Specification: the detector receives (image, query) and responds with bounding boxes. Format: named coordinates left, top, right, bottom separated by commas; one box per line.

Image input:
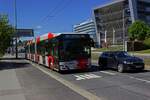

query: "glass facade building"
left=93, top=0, right=150, bottom=47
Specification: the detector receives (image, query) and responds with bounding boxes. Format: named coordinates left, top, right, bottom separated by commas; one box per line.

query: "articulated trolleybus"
left=26, top=32, right=93, bottom=72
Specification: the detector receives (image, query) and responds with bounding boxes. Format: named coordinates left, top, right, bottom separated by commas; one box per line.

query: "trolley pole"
left=14, top=0, right=18, bottom=58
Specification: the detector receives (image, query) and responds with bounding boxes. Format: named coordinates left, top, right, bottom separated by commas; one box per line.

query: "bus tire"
left=58, top=69, right=64, bottom=73
left=58, top=67, right=66, bottom=74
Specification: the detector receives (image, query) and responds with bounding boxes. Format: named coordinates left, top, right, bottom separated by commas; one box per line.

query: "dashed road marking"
left=100, top=71, right=116, bottom=75
left=28, top=60, right=102, bottom=100
left=74, top=74, right=101, bottom=80
left=129, top=76, right=150, bottom=83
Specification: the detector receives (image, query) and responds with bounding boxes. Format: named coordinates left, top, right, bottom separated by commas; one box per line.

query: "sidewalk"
left=92, top=51, right=150, bottom=58
left=1, top=53, right=25, bottom=59
left=0, top=60, right=26, bottom=100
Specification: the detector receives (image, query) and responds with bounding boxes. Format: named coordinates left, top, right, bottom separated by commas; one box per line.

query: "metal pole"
left=122, top=9, right=125, bottom=51
left=113, top=28, right=115, bottom=45
left=14, top=0, right=18, bottom=58
left=104, top=30, right=107, bottom=49
left=104, top=30, right=107, bottom=43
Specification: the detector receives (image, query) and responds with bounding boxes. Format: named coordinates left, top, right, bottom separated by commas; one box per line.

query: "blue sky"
left=0, top=0, right=111, bottom=36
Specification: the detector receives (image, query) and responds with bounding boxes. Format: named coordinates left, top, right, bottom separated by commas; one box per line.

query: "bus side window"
left=54, top=47, right=58, bottom=57
left=48, top=49, right=51, bottom=55
left=51, top=48, right=54, bottom=56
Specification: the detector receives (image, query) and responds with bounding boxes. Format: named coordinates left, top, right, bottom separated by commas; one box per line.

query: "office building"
left=73, top=20, right=97, bottom=46
left=93, top=0, right=150, bottom=47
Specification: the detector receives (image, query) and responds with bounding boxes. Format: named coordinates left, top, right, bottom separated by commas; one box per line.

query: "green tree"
left=0, top=15, right=14, bottom=56
left=128, top=20, right=150, bottom=41
left=146, top=27, right=150, bottom=38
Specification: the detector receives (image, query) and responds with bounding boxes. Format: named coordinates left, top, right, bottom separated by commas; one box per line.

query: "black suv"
left=98, top=51, right=144, bottom=72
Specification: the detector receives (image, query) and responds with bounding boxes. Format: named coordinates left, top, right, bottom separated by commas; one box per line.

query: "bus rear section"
left=25, top=40, right=35, bottom=61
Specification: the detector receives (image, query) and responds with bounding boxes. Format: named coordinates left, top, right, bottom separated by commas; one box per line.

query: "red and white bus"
left=25, top=32, right=93, bottom=72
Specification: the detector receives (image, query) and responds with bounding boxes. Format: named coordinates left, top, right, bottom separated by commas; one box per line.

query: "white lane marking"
left=100, top=71, right=116, bottom=75
left=74, top=74, right=101, bottom=80
left=129, top=76, right=150, bottom=83
left=28, top=61, right=102, bottom=100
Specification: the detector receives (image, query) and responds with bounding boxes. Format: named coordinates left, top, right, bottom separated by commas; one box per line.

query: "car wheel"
left=118, top=64, right=124, bottom=73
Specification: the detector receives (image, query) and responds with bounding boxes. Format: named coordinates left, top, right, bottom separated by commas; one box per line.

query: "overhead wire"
left=39, top=0, right=65, bottom=25
left=34, top=0, right=72, bottom=29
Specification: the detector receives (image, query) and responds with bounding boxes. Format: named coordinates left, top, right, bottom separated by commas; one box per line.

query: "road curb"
left=26, top=60, right=103, bottom=100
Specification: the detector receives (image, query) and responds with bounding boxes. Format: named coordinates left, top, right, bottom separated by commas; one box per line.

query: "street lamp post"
left=14, top=0, right=18, bottom=58
left=122, top=9, right=125, bottom=51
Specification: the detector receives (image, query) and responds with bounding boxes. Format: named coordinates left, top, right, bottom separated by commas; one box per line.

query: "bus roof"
left=36, top=32, right=90, bottom=43
left=54, top=32, right=88, bottom=35
left=40, top=32, right=55, bottom=41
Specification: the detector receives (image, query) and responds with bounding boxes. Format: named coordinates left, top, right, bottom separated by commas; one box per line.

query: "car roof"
left=102, top=51, right=126, bottom=54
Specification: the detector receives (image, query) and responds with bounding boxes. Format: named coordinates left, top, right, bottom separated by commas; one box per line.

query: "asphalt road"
left=0, top=59, right=150, bottom=100
left=58, top=67, right=150, bottom=100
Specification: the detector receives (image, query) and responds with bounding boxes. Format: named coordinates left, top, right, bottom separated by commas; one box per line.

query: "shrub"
left=144, top=38, right=150, bottom=49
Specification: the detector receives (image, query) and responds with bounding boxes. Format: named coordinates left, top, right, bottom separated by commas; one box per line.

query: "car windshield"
left=116, top=52, right=130, bottom=58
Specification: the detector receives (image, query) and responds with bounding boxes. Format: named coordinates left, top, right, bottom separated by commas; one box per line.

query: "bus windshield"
left=62, top=39, right=91, bottom=60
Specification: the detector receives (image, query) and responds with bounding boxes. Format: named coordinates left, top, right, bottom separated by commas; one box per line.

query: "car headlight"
left=123, top=61, right=133, bottom=64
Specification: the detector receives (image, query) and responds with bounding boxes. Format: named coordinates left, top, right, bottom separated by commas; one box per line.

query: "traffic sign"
left=15, top=29, right=34, bottom=37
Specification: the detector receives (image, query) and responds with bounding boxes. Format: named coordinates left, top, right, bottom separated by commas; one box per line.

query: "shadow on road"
left=125, top=69, right=150, bottom=74
left=0, top=58, right=29, bottom=70
left=104, top=67, right=150, bottom=74
left=0, top=58, right=25, bottom=60
left=61, top=65, right=150, bottom=74
left=60, top=65, right=102, bottom=74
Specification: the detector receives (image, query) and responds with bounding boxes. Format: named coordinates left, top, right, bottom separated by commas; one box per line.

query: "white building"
left=73, top=20, right=97, bottom=46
